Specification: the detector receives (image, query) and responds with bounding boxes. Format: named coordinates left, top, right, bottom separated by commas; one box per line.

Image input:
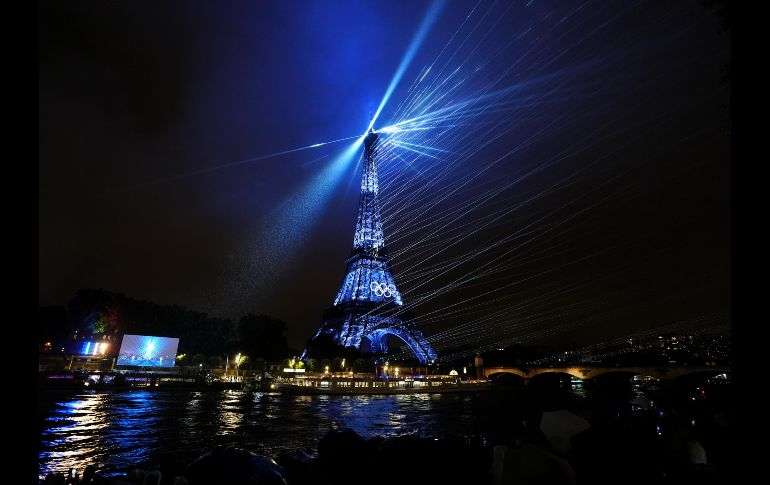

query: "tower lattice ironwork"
left=303, top=130, right=437, bottom=363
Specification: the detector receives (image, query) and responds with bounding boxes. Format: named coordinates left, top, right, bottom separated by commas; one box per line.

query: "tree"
left=39, top=305, right=70, bottom=350
left=252, top=357, right=266, bottom=372
left=237, top=314, right=290, bottom=362
left=67, top=289, right=124, bottom=341
left=303, top=332, right=346, bottom=361
left=65, top=288, right=236, bottom=355
left=207, top=355, right=223, bottom=368
left=353, top=358, right=374, bottom=373
left=236, top=355, right=251, bottom=370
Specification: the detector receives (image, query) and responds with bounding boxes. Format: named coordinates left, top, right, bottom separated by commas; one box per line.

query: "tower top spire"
left=357, top=129, right=382, bottom=249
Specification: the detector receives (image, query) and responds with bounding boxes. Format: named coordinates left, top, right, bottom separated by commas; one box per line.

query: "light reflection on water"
left=40, top=391, right=161, bottom=479
left=39, top=388, right=597, bottom=479
left=216, top=392, right=246, bottom=436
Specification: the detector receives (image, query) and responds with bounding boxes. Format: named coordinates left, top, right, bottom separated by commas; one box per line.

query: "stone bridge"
left=484, top=365, right=730, bottom=381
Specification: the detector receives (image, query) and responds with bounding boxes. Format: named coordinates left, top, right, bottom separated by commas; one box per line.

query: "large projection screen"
left=116, top=335, right=179, bottom=367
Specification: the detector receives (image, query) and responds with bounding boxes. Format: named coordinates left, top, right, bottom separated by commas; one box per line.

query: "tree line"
left=39, top=288, right=292, bottom=362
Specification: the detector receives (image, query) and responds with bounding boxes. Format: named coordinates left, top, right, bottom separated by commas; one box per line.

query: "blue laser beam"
left=367, top=0, right=446, bottom=132
left=111, top=133, right=362, bottom=194
left=254, top=134, right=366, bottom=258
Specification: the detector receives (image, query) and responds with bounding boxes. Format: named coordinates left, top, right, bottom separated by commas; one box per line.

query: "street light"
left=235, top=353, right=242, bottom=380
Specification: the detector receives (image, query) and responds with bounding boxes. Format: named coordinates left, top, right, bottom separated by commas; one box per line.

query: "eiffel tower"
left=303, top=129, right=437, bottom=363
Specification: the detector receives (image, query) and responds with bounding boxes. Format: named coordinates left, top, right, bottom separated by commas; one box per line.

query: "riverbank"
left=39, top=370, right=489, bottom=395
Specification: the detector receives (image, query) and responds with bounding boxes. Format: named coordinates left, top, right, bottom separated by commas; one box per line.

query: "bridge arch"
left=487, top=372, right=526, bottom=385
left=526, top=371, right=583, bottom=389
left=528, top=369, right=585, bottom=380
left=483, top=366, right=730, bottom=381
left=588, top=369, right=657, bottom=380
left=486, top=368, right=528, bottom=379
left=483, top=367, right=588, bottom=380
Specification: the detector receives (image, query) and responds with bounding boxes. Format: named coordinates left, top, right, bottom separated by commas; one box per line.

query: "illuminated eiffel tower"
left=303, top=129, right=437, bottom=363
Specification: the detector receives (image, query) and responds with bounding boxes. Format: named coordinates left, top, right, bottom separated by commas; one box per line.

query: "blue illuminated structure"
left=305, top=130, right=437, bottom=363
left=116, top=335, right=179, bottom=367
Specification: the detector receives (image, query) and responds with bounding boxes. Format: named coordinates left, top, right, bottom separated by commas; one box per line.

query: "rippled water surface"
left=39, top=391, right=473, bottom=477
left=38, top=386, right=625, bottom=479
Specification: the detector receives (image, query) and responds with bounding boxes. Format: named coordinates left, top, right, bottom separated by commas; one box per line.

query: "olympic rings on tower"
left=370, top=281, right=397, bottom=298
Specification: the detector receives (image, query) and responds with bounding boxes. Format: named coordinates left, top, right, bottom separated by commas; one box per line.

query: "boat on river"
left=276, top=375, right=491, bottom=395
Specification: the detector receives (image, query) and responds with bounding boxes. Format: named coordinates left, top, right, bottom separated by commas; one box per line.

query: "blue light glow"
left=367, top=0, right=446, bottom=132
left=264, top=135, right=365, bottom=247
left=117, top=134, right=363, bottom=192
left=116, top=335, right=179, bottom=367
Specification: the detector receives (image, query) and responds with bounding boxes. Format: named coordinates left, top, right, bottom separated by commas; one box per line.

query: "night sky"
left=39, top=0, right=730, bottom=354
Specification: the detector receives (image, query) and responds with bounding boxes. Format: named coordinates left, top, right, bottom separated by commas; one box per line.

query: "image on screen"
left=116, top=335, right=179, bottom=367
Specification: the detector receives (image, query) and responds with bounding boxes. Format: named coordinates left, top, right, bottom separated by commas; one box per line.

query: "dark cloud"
left=39, top=0, right=199, bottom=135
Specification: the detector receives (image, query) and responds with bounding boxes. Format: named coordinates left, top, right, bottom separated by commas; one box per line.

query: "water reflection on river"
left=37, top=385, right=643, bottom=479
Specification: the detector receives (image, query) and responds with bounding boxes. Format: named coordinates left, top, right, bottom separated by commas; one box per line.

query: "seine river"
left=37, top=384, right=705, bottom=479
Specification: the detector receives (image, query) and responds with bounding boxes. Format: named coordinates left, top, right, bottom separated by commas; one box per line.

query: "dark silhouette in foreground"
left=41, top=407, right=725, bottom=485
